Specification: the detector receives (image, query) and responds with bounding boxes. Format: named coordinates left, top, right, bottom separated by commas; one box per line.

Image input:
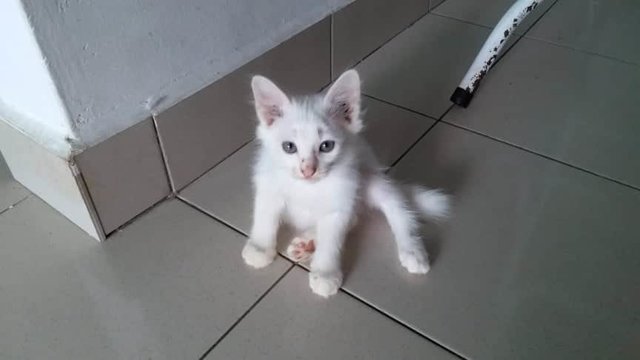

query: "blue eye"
left=282, top=141, right=297, bottom=154
left=319, top=140, right=335, bottom=153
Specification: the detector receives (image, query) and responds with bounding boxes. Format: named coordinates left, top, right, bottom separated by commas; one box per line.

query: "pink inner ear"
left=252, top=75, right=289, bottom=126
left=261, top=105, right=282, bottom=126
left=339, top=101, right=352, bottom=123
left=323, top=70, right=362, bottom=132
left=329, top=100, right=353, bottom=124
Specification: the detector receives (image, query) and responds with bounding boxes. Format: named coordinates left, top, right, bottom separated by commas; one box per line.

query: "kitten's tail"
left=410, top=185, right=451, bottom=221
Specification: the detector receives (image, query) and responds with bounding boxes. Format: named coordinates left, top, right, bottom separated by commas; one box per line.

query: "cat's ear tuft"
left=251, top=75, right=290, bottom=126
left=324, top=70, right=362, bottom=133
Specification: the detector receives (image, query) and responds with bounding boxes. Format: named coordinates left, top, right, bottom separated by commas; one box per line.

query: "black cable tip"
left=450, top=87, right=473, bottom=108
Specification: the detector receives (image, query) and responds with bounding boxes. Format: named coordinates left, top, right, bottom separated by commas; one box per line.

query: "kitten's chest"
left=281, top=178, right=353, bottom=230
left=284, top=182, right=332, bottom=216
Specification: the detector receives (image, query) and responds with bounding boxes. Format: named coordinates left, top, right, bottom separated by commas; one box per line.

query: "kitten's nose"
left=301, top=165, right=317, bottom=178
left=300, top=159, right=317, bottom=178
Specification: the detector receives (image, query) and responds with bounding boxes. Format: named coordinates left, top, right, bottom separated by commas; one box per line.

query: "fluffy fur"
left=242, top=70, right=449, bottom=297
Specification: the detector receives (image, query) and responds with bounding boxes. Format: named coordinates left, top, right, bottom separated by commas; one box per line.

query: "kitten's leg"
left=309, top=212, right=352, bottom=297
left=242, top=184, right=284, bottom=269
left=286, top=232, right=315, bottom=263
left=366, top=175, right=430, bottom=274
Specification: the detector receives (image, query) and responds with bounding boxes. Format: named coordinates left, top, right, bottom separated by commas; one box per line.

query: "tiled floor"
left=0, top=154, right=29, bottom=214
left=2, top=1, right=639, bottom=359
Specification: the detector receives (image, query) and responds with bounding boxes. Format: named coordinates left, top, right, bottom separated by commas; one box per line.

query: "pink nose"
left=301, top=165, right=317, bottom=178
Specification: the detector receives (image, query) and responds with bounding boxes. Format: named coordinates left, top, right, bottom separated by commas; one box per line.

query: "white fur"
left=243, top=70, right=449, bottom=298
left=411, top=186, right=451, bottom=221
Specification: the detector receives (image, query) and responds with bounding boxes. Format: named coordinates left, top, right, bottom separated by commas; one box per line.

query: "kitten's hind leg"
left=286, top=236, right=316, bottom=262
left=366, top=174, right=430, bottom=274
left=287, top=214, right=358, bottom=262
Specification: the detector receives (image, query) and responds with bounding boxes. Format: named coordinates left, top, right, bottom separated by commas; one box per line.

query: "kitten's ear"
left=251, top=75, right=290, bottom=126
left=324, top=69, right=362, bottom=133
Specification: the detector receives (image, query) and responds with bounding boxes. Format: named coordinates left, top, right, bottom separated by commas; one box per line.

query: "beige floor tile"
left=0, top=197, right=290, bottom=360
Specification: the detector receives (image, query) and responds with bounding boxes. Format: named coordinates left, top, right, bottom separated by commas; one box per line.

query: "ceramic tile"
left=528, top=0, right=640, bottom=65
left=434, top=0, right=556, bottom=34
left=0, top=197, right=290, bottom=360
left=444, top=37, right=640, bottom=188
left=356, top=14, right=497, bottom=118
left=205, top=267, right=457, bottom=360
left=338, top=123, right=640, bottom=360
left=430, top=0, right=446, bottom=10
left=76, top=119, right=170, bottom=234
left=333, top=0, right=429, bottom=75
left=155, top=18, right=331, bottom=190
left=0, top=152, right=29, bottom=213
left=180, top=97, right=435, bottom=233
left=180, top=142, right=255, bottom=233
left=363, top=97, right=436, bottom=165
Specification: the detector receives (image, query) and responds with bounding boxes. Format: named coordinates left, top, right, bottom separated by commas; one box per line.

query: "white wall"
left=20, top=0, right=349, bottom=149
left=0, top=0, right=77, bottom=158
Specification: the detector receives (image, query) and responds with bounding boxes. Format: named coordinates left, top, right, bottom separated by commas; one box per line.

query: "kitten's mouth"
left=295, top=171, right=324, bottom=181
left=299, top=175, right=320, bottom=182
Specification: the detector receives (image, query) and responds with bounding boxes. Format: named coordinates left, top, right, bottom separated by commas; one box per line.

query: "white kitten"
left=242, top=69, right=449, bottom=298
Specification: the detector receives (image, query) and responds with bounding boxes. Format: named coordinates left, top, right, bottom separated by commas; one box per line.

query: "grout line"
left=511, top=0, right=560, bottom=38
left=360, top=1, right=549, bottom=127
left=362, top=0, right=559, bottom=167
left=522, top=34, right=640, bottom=68
left=106, top=195, right=172, bottom=238
left=428, top=0, right=560, bottom=97
left=363, top=94, right=440, bottom=121
left=102, top=120, right=251, bottom=239
left=441, top=120, right=640, bottom=192
left=70, top=162, right=108, bottom=241
left=509, top=0, right=639, bottom=68
left=432, top=1, right=640, bottom=192
left=388, top=105, right=453, bottom=170
left=339, top=287, right=468, bottom=360
left=176, top=194, right=249, bottom=237
left=151, top=115, right=177, bottom=194
left=288, top=262, right=468, bottom=360
left=425, top=11, right=534, bottom=68
left=430, top=0, right=448, bottom=12
left=0, top=195, right=30, bottom=217
left=429, top=11, right=495, bottom=31
left=495, top=0, right=559, bottom=54
left=177, top=138, right=255, bottom=192
left=431, top=0, right=461, bottom=12
left=361, top=93, right=453, bottom=170
left=430, top=0, right=559, bottom=34
left=348, top=9, right=432, bottom=72
left=176, top=196, right=296, bottom=266
left=197, top=265, right=295, bottom=360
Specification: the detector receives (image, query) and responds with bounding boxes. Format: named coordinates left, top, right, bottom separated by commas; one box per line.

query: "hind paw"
left=286, top=237, right=315, bottom=262
left=399, top=249, right=430, bottom=274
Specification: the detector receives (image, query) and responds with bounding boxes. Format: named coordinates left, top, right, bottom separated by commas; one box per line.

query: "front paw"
left=242, top=241, right=276, bottom=269
left=309, top=271, right=342, bottom=298
left=399, top=248, right=430, bottom=274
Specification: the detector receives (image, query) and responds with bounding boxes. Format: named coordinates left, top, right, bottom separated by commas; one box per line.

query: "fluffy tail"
left=410, top=186, right=451, bottom=221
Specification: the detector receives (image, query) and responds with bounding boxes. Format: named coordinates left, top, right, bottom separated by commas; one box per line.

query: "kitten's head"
left=251, top=70, right=362, bottom=181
